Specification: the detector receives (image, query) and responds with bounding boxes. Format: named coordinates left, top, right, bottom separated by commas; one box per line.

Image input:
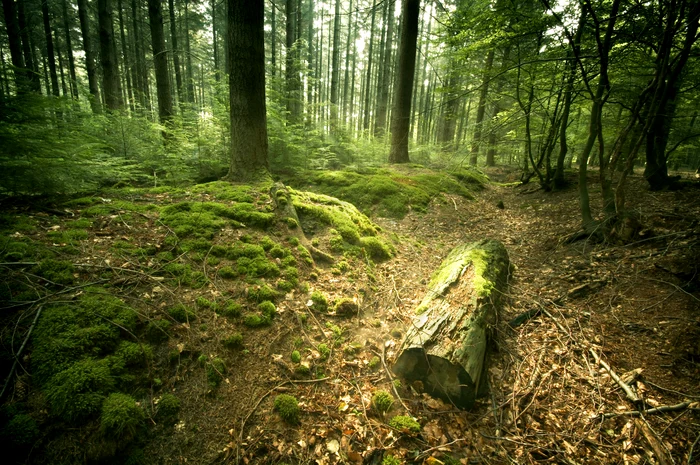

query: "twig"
left=416, top=438, right=468, bottom=460
left=599, top=401, right=699, bottom=419
left=378, top=342, right=411, bottom=413
left=0, top=305, right=43, bottom=400
left=636, top=417, right=674, bottom=465
left=590, top=348, right=642, bottom=406
left=644, top=380, right=700, bottom=399
left=689, top=429, right=700, bottom=464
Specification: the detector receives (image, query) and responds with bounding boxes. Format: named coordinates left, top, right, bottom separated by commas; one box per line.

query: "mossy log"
left=392, top=239, right=510, bottom=410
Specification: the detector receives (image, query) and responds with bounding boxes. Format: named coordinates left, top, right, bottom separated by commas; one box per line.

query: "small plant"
left=369, top=356, right=381, bottom=370
left=206, top=358, right=226, bottom=388
left=286, top=217, right=299, bottom=228
left=273, top=394, right=300, bottom=424
left=310, top=291, right=328, bottom=312
left=291, top=350, right=301, bottom=363
left=2, top=414, right=39, bottom=447
left=222, top=333, right=244, bottom=349
left=247, top=284, right=279, bottom=302
left=259, top=236, right=276, bottom=251
left=382, top=455, right=401, bottom=465
left=318, top=343, right=330, bottom=360
left=277, top=279, right=295, bottom=292
left=258, top=301, right=276, bottom=319
left=372, top=390, right=394, bottom=414
left=168, top=304, right=196, bottom=323
left=218, top=266, right=237, bottom=279
left=243, top=313, right=270, bottom=327
left=392, top=379, right=402, bottom=390
left=287, top=236, right=300, bottom=246
left=155, top=394, right=181, bottom=425
left=269, top=245, right=291, bottom=258
left=389, top=415, right=420, bottom=433
left=196, top=296, right=213, bottom=308
left=219, top=301, right=242, bottom=318
left=100, top=393, right=145, bottom=439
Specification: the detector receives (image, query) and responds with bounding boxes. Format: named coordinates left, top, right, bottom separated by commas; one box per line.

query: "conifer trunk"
left=469, top=49, right=494, bottom=166
left=78, top=0, right=101, bottom=111
left=362, top=0, right=378, bottom=133
left=2, top=0, right=30, bottom=93
left=147, top=0, right=173, bottom=126
left=184, top=0, right=195, bottom=104
left=329, top=0, right=341, bottom=131
left=61, top=0, right=79, bottom=99
left=374, top=0, right=394, bottom=137
left=98, top=0, right=121, bottom=110
left=41, top=0, right=60, bottom=97
left=168, top=0, right=184, bottom=106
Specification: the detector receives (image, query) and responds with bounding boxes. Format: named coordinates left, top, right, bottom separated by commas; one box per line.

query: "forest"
left=0, top=0, right=699, bottom=464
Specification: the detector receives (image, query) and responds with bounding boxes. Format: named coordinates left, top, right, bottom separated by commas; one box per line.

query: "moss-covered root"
left=269, top=183, right=334, bottom=265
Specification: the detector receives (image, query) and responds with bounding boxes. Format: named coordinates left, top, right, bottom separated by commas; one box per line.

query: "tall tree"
left=41, top=0, right=60, bottom=97
left=168, top=0, right=184, bottom=105
left=131, top=0, right=149, bottom=109
left=362, top=0, right=378, bottom=132
left=98, top=0, right=121, bottom=110
left=2, top=0, right=31, bottom=93
left=17, top=0, right=40, bottom=92
left=285, top=0, right=300, bottom=123
left=78, top=0, right=102, bottom=111
left=469, top=49, right=494, bottom=165
left=117, top=0, right=134, bottom=110
left=184, top=0, right=195, bottom=103
left=389, top=0, right=420, bottom=163
left=329, top=0, right=341, bottom=131
left=374, top=0, right=395, bottom=137
left=148, top=0, right=173, bottom=126
left=227, top=0, right=269, bottom=180
left=61, top=0, right=79, bottom=99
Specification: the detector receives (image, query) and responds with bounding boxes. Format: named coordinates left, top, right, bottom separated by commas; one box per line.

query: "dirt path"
left=368, top=173, right=700, bottom=464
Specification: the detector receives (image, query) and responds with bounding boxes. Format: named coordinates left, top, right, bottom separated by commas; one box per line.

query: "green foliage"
left=318, top=343, right=330, bottom=360
left=247, top=284, right=279, bottom=303
left=195, top=296, right=214, bottom=308
left=46, top=358, right=116, bottom=422
left=155, top=394, right=181, bottom=425
left=1, top=413, right=39, bottom=448
left=146, top=320, right=172, bottom=343
left=291, top=350, right=301, bottom=363
left=273, top=394, right=300, bottom=424
left=372, top=391, right=394, bottom=414
left=259, top=236, right=276, bottom=251
left=226, top=242, right=266, bottom=260
left=269, top=244, right=291, bottom=258
left=389, top=415, right=421, bottom=433
left=32, top=259, right=75, bottom=285
left=382, top=455, right=401, bottom=465
left=369, top=356, right=381, bottom=370
left=100, top=393, right=145, bottom=439
left=237, top=256, right=280, bottom=278
left=310, top=291, right=329, bottom=312
left=218, top=266, right=237, bottom=279
left=206, top=358, right=226, bottom=388
left=360, top=237, right=394, bottom=261
left=222, top=333, right=244, bottom=349
left=277, top=279, right=295, bottom=292
left=162, top=262, right=207, bottom=288
left=243, top=313, right=270, bottom=328
left=115, top=341, right=152, bottom=367
left=168, top=304, right=196, bottom=323
left=258, top=301, right=277, bottom=319
left=218, top=301, right=242, bottom=318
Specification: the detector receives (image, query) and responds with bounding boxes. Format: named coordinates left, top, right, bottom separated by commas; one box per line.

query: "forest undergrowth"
left=0, top=166, right=698, bottom=465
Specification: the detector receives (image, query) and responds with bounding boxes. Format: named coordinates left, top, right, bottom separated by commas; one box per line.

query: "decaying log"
left=392, top=240, right=510, bottom=410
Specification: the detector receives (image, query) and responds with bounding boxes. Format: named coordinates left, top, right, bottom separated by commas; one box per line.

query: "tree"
left=61, top=0, right=79, bottom=100
left=227, top=0, right=270, bottom=180
left=285, top=0, right=300, bottom=123
left=98, top=0, right=122, bottom=110
left=374, top=0, right=395, bottom=137
left=389, top=0, right=420, bottom=164
left=168, top=0, right=184, bottom=106
left=78, top=0, right=102, bottom=112
left=2, top=0, right=32, bottom=94
left=147, top=0, right=173, bottom=126
left=329, top=0, right=341, bottom=131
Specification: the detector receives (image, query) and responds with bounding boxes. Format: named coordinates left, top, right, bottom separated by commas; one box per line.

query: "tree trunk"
left=129, top=0, right=146, bottom=109
left=2, top=0, right=30, bottom=94
left=362, top=0, right=378, bottom=133
left=374, top=0, right=394, bottom=137
left=212, top=0, right=219, bottom=82
left=41, top=0, right=60, bottom=97
left=329, top=0, right=341, bottom=131
left=168, top=0, right=184, bottom=106
left=98, top=0, right=121, bottom=110
left=306, top=0, right=314, bottom=119
left=147, top=0, right=173, bottom=126
left=184, top=0, right=195, bottom=104
left=341, top=0, right=352, bottom=126
left=348, top=5, right=358, bottom=134
left=227, top=0, right=270, bottom=180
left=61, top=0, right=79, bottom=99
left=388, top=0, right=420, bottom=163
left=438, top=68, right=459, bottom=151
left=393, top=240, right=510, bottom=410
left=77, top=0, right=101, bottom=111
left=469, top=49, right=494, bottom=166
left=285, top=0, right=299, bottom=123
left=117, top=0, right=133, bottom=111
left=17, top=0, right=41, bottom=93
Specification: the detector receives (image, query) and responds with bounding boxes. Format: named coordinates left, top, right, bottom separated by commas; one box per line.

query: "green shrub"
left=155, top=393, right=181, bottom=425
left=46, top=358, right=116, bottom=422
left=291, top=350, right=301, bottom=363
left=372, top=391, right=394, bottom=414
left=389, top=415, right=420, bottom=433
left=310, top=291, right=328, bottom=312
left=168, top=304, right=196, bottom=323
left=222, top=333, right=244, bottom=349
left=100, top=393, right=144, bottom=439
left=206, top=358, right=226, bottom=388
left=273, top=394, right=300, bottom=424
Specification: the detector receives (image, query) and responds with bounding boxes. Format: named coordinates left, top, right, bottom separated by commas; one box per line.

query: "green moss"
left=259, top=236, right=276, bottom=251
left=360, top=236, right=394, bottom=261
left=168, top=304, right=196, bottom=323
left=287, top=236, right=301, bottom=247
left=46, top=358, right=116, bottom=422
left=247, top=284, right=279, bottom=303
left=389, top=415, right=420, bottom=433
left=310, top=291, right=328, bottom=312
left=297, top=245, right=313, bottom=265
left=281, top=254, right=297, bottom=267
left=277, top=279, right=295, bottom=292
left=372, top=390, right=394, bottom=414
left=369, top=356, right=380, bottom=370
left=190, top=181, right=256, bottom=202
left=269, top=245, right=291, bottom=258
left=273, top=394, right=300, bottom=424
left=382, top=455, right=401, bottom=465
left=243, top=313, right=270, bottom=327
left=291, top=350, right=301, bottom=363
left=195, top=296, right=213, bottom=308
left=318, top=343, right=330, bottom=360
left=181, top=238, right=212, bottom=253
left=226, top=242, right=266, bottom=260
left=218, top=266, right=237, bottom=279
left=146, top=320, right=171, bottom=343
left=162, top=262, right=207, bottom=288
left=100, top=393, right=144, bottom=439
left=237, top=256, right=280, bottom=278
left=206, top=357, right=226, bottom=388
left=32, top=259, right=75, bottom=285
left=285, top=217, right=299, bottom=228
left=222, top=333, right=244, bottom=349
left=210, top=245, right=228, bottom=257
left=115, top=341, right=152, bottom=366
left=258, top=301, right=276, bottom=319
left=218, top=301, right=242, bottom=318
left=155, top=393, right=181, bottom=425
left=2, top=413, right=39, bottom=448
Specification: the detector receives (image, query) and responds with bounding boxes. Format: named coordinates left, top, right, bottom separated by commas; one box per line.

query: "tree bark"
left=285, top=0, right=300, bottom=123
left=362, top=0, right=378, bottom=133
left=184, top=0, right=195, bottom=104
left=469, top=49, right=494, bottom=166
left=374, top=0, right=394, bottom=137
left=393, top=240, right=510, bottom=410
left=147, top=0, right=173, bottom=126
left=61, top=0, right=79, bottom=99
left=329, top=0, right=341, bottom=131
left=168, top=0, right=184, bottom=106
left=17, top=0, right=41, bottom=93
left=2, top=0, right=30, bottom=94
left=77, top=0, right=102, bottom=111
left=98, top=0, right=121, bottom=110
left=341, top=0, right=352, bottom=125
left=388, top=0, right=420, bottom=164
left=226, top=0, right=270, bottom=180
left=41, top=0, right=60, bottom=97
left=117, top=0, right=134, bottom=111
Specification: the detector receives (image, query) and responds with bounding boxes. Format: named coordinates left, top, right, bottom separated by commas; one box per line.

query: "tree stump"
left=392, top=239, right=510, bottom=410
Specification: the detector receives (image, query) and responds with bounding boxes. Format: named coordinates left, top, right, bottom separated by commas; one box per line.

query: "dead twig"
left=590, top=348, right=642, bottom=407
left=376, top=342, right=411, bottom=414
left=0, top=305, right=43, bottom=400
left=599, top=401, right=699, bottom=419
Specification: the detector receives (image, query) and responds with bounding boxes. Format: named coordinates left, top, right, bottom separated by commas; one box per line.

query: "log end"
left=393, top=348, right=477, bottom=410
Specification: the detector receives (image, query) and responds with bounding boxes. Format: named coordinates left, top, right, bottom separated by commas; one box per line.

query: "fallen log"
left=392, top=239, right=510, bottom=410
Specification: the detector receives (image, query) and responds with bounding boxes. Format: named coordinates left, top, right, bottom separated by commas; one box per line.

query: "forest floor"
left=1, top=167, right=699, bottom=465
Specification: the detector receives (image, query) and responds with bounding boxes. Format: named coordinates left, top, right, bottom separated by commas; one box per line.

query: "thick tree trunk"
left=2, top=0, right=29, bottom=93
left=226, top=0, right=269, bottom=180
left=393, top=240, right=510, bottom=410
left=98, top=0, right=121, bottom=110
left=77, top=0, right=101, bottom=111
left=388, top=0, right=420, bottom=164
left=147, top=0, right=173, bottom=126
